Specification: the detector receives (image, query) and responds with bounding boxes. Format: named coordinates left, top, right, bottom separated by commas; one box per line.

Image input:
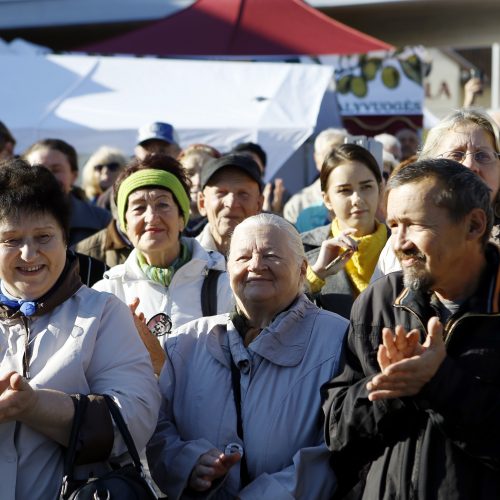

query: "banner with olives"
left=332, top=47, right=424, bottom=117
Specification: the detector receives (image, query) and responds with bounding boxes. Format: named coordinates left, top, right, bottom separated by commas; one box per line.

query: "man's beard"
left=395, top=250, right=433, bottom=292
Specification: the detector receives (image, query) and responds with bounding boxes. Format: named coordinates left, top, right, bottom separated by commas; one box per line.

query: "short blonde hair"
left=82, top=146, right=128, bottom=199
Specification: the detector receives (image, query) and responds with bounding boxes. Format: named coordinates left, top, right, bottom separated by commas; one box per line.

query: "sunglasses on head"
left=94, top=162, right=121, bottom=172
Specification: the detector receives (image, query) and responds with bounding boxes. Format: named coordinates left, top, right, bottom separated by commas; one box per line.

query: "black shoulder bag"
left=201, top=268, right=222, bottom=316
left=60, top=394, right=158, bottom=500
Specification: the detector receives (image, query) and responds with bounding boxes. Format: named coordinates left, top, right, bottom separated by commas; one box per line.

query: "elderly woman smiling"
left=147, top=213, right=348, bottom=499
left=0, top=159, right=159, bottom=499
left=93, top=154, right=233, bottom=374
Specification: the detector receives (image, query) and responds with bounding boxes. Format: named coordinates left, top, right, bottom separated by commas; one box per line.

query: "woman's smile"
left=16, top=264, right=45, bottom=274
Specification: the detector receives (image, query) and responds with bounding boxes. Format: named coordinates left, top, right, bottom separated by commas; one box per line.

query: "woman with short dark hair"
left=0, top=159, right=160, bottom=499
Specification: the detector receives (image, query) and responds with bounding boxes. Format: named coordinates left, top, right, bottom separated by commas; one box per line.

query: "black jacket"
left=322, top=244, right=500, bottom=500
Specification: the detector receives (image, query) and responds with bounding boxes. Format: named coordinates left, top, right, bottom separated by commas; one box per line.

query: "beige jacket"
left=283, top=178, right=322, bottom=224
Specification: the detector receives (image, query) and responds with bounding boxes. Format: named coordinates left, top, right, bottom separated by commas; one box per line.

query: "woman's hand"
left=311, top=228, right=358, bottom=280
left=189, top=448, right=241, bottom=492
left=0, top=371, right=37, bottom=423
left=463, top=76, right=483, bottom=107
left=129, top=298, right=166, bottom=376
left=0, top=371, right=74, bottom=445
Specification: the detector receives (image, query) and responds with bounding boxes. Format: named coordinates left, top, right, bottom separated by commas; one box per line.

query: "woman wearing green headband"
left=93, top=154, right=233, bottom=375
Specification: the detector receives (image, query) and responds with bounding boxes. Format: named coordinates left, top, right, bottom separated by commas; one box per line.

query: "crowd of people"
left=0, top=101, right=499, bottom=500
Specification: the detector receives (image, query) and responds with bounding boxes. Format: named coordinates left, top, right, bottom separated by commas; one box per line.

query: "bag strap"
left=229, top=360, right=251, bottom=487
left=63, top=394, right=144, bottom=479
left=63, top=394, right=89, bottom=478
left=103, top=394, right=143, bottom=472
left=201, top=268, right=222, bottom=316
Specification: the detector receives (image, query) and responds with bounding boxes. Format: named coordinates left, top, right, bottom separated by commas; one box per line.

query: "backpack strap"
left=201, top=269, right=223, bottom=316
left=75, top=252, right=108, bottom=287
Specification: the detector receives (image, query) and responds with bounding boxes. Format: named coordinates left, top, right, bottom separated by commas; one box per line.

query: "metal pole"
left=492, top=43, right=500, bottom=109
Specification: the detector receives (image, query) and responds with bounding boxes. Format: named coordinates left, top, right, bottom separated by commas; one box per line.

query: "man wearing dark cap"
left=196, top=153, right=264, bottom=256
left=135, top=121, right=181, bottom=160
left=0, top=121, right=16, bottom=161
left=231, top=141, right=287, bottom=216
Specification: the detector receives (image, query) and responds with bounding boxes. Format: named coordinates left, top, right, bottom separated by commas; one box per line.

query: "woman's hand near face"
left=311, top=228, right=358, bottom=280
left=129, top=297, right=166, bottom=376
left=189, top=448, right=241, bottom=492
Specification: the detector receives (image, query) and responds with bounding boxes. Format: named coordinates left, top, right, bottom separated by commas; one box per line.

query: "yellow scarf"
left=331, top=218, right=388, bottom=295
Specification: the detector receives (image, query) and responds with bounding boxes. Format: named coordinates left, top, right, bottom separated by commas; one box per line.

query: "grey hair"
left=229, top=213, right=306, bottom=264
left=386, top=158, right=493, bottom=247
left=375, top=133, right=401, bottom=151
left=420, top=108, right=500, bottom=159
left=314, top=127, right=348, bottom=164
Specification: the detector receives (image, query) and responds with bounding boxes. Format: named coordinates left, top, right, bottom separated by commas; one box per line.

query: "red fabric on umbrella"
left=81, top=0, right=392, bottom=56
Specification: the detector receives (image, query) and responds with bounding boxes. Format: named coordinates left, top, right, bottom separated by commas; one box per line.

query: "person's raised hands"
left=367, top=317, right=446, bottom=401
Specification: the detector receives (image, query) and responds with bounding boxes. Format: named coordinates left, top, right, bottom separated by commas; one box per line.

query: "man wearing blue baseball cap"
left=135, top=121, right=181, bottom=160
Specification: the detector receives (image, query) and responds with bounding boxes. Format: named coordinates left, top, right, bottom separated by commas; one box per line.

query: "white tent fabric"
left=0, top=37, right=51, bottom=55
left=1, top=53, right=334, bottom=180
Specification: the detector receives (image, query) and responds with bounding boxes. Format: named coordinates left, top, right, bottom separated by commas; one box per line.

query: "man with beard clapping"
left=322, top=158, right=500, bottom=500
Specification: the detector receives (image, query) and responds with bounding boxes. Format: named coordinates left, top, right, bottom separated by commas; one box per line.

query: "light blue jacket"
left=147, top=294, right=348, bottom=499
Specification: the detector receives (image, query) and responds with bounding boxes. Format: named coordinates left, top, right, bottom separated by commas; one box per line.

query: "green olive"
left=381, top=66, right=400, bottom=89
left=351, top=76, right=368, bottom=98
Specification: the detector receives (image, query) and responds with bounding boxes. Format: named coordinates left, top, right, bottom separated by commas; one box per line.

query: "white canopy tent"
left=1, top=53, right=335, bottom=181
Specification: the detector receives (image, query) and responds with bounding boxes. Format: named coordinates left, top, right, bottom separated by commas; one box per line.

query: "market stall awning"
left=80, top=0, right=392, bottom=56
left=1, top=53, right=334, bottom=180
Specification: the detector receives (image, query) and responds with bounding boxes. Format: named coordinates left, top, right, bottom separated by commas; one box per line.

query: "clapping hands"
left=367, top=317, right=446, bottom=401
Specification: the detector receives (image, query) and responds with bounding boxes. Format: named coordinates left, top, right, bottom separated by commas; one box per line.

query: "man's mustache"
left=395, top=249, right=426, bottom=262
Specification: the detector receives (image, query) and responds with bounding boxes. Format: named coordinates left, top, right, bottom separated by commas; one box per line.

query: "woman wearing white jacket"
left=0, top=160, right=160, bottom=499
left=93, top=154, right=233, bottom=374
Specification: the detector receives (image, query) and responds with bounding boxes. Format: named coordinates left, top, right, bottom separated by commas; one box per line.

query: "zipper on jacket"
left=21, top=315, right=31, bottom=380
left=393, top=304, right=428, bottom=338
left=392, top=304, right=430, bottom=499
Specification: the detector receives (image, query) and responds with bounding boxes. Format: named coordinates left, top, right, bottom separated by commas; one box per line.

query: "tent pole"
left=492, top=42, right=500, bottom=110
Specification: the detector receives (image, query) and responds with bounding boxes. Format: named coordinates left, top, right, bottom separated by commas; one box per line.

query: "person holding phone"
left=302, top=143, right=388, bottom=318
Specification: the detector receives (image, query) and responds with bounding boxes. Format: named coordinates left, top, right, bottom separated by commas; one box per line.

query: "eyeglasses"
left=94, top=162, right=121, bottom=172
left=439, top=150, right=500, bottom=165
